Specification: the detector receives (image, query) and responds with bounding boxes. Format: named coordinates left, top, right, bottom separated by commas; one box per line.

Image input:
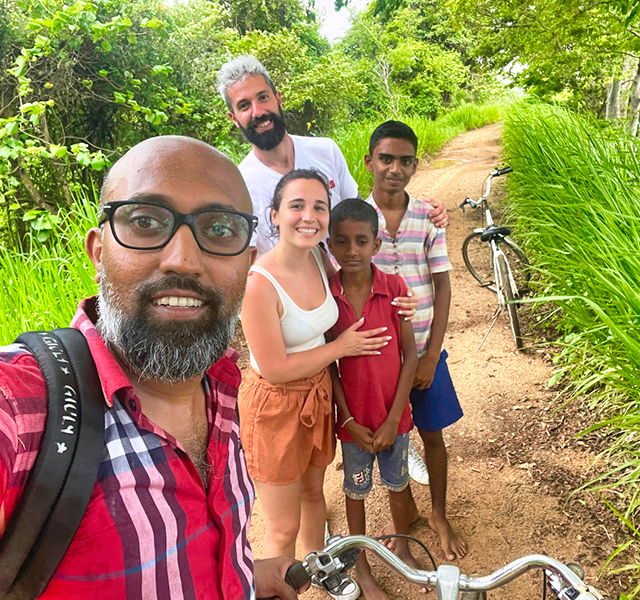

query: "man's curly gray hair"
left=217, top=55, right=278, bottom=111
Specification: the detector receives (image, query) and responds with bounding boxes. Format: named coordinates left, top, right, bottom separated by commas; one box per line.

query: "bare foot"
left=395, top=545, right=423, bottom=571
left=379, top=504, right=420, bottom=550
left=428, top=513, right=467, bottom=560
left=355, top=565, right=389, bottom=600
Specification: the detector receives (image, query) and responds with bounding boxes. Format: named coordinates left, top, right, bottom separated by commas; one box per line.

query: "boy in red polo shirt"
left=327, top=199, right=420, bottom=600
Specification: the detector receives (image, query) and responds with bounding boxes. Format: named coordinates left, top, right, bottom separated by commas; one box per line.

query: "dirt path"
left=238, top=123, right=627, bottom=599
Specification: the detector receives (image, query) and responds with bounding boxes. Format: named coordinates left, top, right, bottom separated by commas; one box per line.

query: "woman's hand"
left=334, top=319, right=391, bottom=358
left=392, top=287, right=419, bottom=321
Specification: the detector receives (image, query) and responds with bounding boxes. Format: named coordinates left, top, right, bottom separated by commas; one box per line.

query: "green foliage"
left=502, top=102, right=640, bottom=590
left=0, top=0, right=231, bottom=243
left=449, top=0, right=640, bottom=114
left=0, top=0, right=511, bottom=250
left=0, top=188, right=98, bottom=343
left=339, top=0, right=493, bottom=120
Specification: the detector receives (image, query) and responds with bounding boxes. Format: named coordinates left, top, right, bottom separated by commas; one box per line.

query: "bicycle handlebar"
left=493, top=166, right=513, bottom=176
left=461, top=166, right=513, bottom=210
left=284, top=534, right=604, bottom=600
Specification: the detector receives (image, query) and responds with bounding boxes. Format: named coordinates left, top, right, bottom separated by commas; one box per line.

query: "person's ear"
left=364, top=154, right=373, bottom=173
left=228, top=110, right=240, bottom=128
left=270, top=207, right=279, bottom=229
left=327, top=237, right=334, bottom=256
left=85, top=227, right=103, bottom=283
left=276, top=90, right=283, bottom=109
left=372, top=236, right=382, bottom=257
left=411, top=157, right=418, bottom=176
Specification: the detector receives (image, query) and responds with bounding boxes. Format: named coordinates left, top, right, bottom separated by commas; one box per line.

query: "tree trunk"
left=606, top=77, right=622, bottom=120
left=628, top=59, right=640, bottom=136
left=11, top=158, right=57, bottom=215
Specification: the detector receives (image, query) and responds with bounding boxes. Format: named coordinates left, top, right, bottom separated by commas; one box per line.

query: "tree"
left=339, top=1, right=471, bottom=118
left=449, top=0, right=640, bottom=122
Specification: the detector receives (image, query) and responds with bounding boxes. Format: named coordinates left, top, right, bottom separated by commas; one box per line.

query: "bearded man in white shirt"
left=217, top=56, right=448, bottom=257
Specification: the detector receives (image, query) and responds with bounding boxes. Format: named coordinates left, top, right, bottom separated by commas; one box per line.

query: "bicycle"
left=459, top=167, right=530, bottom=351
left=283, top=534, right=603, bottom=600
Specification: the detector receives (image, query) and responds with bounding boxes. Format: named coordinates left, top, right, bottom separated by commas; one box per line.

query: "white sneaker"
left=314, top=578, right=361, bottom=600
left=408, top=441, right=430, bottom=485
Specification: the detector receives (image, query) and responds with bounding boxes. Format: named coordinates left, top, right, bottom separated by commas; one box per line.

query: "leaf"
left=547, top=372, right=561, bottom=387
left=98, top=69, right=108, bottom=77
left=90, top=156, right=106, bottom=171
left=151, top=64, right=173, bottom=76
left=49, top=144, right=68, bottom=158
left=141, top=17, right=163, bottom=29
left=101, top=40, right=112, bottom=52
left=113, top=92, right=126, bottom=103
left=127, top=33, right=136, bottom=44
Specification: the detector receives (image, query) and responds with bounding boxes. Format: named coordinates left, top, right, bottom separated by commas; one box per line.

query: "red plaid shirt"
left=0, top=297, right=255, bottom=600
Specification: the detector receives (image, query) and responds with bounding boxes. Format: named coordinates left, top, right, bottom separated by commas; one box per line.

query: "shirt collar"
left=70, top=296, right=240, bottom=407
left=329, top=264, right=391, bottom=301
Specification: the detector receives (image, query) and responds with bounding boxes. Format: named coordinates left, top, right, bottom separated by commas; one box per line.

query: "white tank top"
left=248, top=247, right=339, bottom=372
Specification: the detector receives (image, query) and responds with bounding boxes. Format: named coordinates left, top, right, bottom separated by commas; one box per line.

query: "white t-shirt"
left=238, top=135, right=359, bottom=256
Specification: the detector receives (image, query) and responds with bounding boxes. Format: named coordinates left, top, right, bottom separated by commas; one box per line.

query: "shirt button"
left=129, top=399, right=137, bottom=412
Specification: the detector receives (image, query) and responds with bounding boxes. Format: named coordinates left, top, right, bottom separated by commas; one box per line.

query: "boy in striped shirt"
left=364, top=121, right=467, bottom=561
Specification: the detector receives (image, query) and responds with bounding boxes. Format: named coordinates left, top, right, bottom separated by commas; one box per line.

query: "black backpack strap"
left=0, top=328, right=105, bottom=599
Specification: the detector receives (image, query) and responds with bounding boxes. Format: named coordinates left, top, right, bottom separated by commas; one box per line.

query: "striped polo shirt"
left=0, top=297, right=255, bottom=600
left=366, top=193, right=452, bottom=357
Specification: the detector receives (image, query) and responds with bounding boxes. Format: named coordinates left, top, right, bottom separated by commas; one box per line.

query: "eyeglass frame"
left=99, top=200, right=259, bottom=257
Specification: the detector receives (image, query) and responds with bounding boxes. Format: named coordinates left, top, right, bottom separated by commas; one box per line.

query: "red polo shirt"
left=329, top=265, right=413, bottom=442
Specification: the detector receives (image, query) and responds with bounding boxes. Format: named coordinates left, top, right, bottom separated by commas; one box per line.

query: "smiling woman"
left=237, top=169, right=391, bottom=578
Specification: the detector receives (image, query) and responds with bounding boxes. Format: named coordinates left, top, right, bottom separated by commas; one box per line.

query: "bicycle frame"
left=479, top=173, right=522, bottom=306
left=460, top=167, right=528, bottom=349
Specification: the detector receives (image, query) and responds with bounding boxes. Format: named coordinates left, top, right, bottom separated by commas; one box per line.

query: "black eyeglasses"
left=100, top=201, right=259, bottom=256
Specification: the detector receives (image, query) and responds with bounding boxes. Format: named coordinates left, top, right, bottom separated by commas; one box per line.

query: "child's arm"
left=330, top=363, right=375, bottom=453
left=372, top=318, right=418, bottom=452
left=414, top=270, right=451, bottom=390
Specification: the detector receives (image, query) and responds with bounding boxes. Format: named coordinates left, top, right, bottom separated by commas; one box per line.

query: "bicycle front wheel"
left=497, top=254, right=524, bottom=350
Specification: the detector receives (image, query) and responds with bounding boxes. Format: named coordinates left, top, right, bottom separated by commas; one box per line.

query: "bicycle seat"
left=480, top=226, right=511, bottom=242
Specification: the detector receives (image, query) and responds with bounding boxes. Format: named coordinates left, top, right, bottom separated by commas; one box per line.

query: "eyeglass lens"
left=112, top=203, right=252, bottom=254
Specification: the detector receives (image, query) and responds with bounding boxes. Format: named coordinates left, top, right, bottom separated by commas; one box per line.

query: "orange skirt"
left=238, top=366, right=335, bottom=485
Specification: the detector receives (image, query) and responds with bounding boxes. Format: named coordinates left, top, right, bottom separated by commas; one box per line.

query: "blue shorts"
left=341, top=433, right=410, bottom=500
left=410, top=350, right=463, bottom=432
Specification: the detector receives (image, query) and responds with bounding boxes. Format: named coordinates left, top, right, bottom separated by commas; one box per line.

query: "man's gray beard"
left=97, top=267, right=240, bottom=383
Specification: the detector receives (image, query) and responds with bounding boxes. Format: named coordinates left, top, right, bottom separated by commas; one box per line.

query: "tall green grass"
left=502, top=102, right=640, bottom=595
left=0, top=190, right=98, bottom=344
left=334, top=102, right=505, bottom=195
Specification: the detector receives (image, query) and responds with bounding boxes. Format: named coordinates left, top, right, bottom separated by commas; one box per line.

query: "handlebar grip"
left=284, top=561, right=310, bottom=591
left=495, top=166, right=513, bottom=176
